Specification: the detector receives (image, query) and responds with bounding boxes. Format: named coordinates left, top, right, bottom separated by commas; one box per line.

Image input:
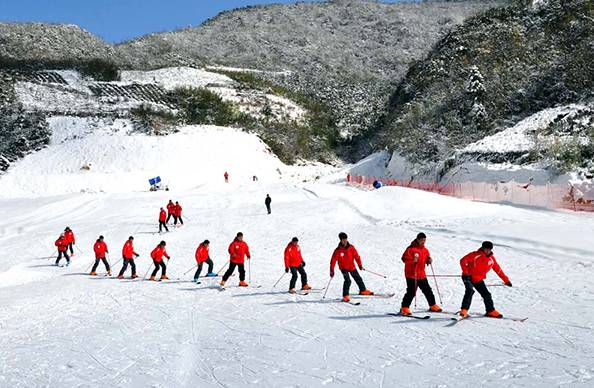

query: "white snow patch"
left=120, top=67, right=234, bottom=90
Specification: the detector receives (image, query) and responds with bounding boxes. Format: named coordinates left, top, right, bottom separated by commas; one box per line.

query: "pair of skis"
left=338, top=293, right=396, bottom=306
left=387, top=310, right=528, bottom=323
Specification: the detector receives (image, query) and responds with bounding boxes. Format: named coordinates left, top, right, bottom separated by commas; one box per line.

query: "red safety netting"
left=346, top=174, right=594, bottom=212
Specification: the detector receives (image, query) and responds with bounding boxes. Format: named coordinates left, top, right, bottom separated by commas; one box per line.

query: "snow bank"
left=120, top=67, right=234, bottom=90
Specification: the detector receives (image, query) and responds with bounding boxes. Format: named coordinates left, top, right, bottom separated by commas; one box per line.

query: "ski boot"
left=459, top=309, right=469, bottom=317
left=160, top=275, right=169, bottom=280
left=486, top=309, right=503, bottom=318
left=301, top=284, right=312, bottom=291
left=429, top=304, right=443, bottom=312
left=288, top=288, right=297, bottom=294
left=89, top=272, right=97, bottom=276
left=359, top=289, right=374, bottom=296
left=117, top=275, right=124, bottom=279
left=131, top=274, right=138, bottom=279
left=342, top=295, right=351, bottom=302
left=400, top=307, right=412, bottom=316
left=206, top=272, right=217, bottom=277
left=149, top=276, right=157, bottom=281
left=238, top=281, right=249, bottom=287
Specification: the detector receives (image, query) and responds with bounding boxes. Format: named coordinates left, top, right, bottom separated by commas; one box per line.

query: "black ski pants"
left=341, top=269, right=366, bottom=296
left=68, top=243, right=74, bottom=255
left=401, top=278, right=436, bottom=308
left=55, top=251, right=70, bottom=265
left=194, top=258, right=214, bottom=279
left=159, top=221, right=169, bottom=233
left=461, top=279, right=495, bottom=313
left=174, top=215, right=183, bottom=225
left=222, top=262, right=245, bottom=282
left=151, top=260, right=167, bottom=277
left=92, top=257, right=110, bottom=272
left=119, top=258, right=136, bottom=276
left=289, top=264, right=307, bottom=290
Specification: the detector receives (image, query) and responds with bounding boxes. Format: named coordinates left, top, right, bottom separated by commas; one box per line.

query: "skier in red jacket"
left=330, top=232, right=373, bottom=302
left=166, top=200, right=175, bottom=223
left=221, top=232, right=250, bottom=287
left=64, top=227, right=75, bottom=255
left=158, top=207, right=169, bottom=233
left=90, top=235, right=111, bottom=276
left=117, top=236, right=140, bottom=279
left=150, top=241, right=170, bottom=281
left=194, top=240, right=216, bottom=282
left=224, top=171, right=229, bottom=183
left=284, top=237, right=311, bottom=293
left=174, top=201, right=183, bottom=226
left=54, top=233, right=70, bottom=266
left=400, top=233, right=442, bottom=315
left=459, top=241, right=512, bottom=318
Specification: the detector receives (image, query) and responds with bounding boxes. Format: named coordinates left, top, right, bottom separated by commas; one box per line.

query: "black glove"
left=285, top=267, right=289, bottom=273
left=135, top=253, right=140, bottom=258
left=462, top=275, right=471, bottom=283
left=302, top=261, right=306, bottom=267
left=505, top=281, right=513, bottom=287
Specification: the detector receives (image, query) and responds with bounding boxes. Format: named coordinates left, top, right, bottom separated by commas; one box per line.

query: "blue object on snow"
left=373, top=180, right=383, bottom=189
left=206, top=272, right=217, bottom=277
left=149, top=176, right=162, bottom=185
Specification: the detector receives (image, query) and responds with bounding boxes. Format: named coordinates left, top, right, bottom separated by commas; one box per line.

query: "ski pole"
left=75, top=244, right=84, bottom=254
left=430, top=275, right=460, bottom=278
left=322, top=277, right=333, bottom=299
left=85, top=260, right=95, bottom=273
left=47, top=249, right=57, bottom=260
left=272, top=272, right=287, bottom=288
left=429, top=263, right=443, bottom=305
left=215, top=261, right=228, bottom=276
left=248, top=258, right=252, bottom=284
left=413, top=259, right=418, bottom=309
left=143, top=262, right=153, bottom=279
left=183, top=264, right=198, bottom=275
left=485, top=283, right=508, bottom=287
left=363, top=268, right=387, bottom=278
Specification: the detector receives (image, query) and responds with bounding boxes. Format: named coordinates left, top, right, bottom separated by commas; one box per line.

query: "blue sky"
left=0, top=0, right=402, bottom=43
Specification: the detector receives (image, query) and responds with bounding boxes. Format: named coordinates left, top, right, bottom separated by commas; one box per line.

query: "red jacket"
left=195, top=244, right=209, bottom=264
left=55, top=238, right=68, bottom=252
left=228, top=239, right=250, bottom=264
left=151, top=246, right=170, bottom=263
left=330, top=243, right=362, bottom=272
left=94, top=241, right=108, bottom=258
left=284, top=242, right=303, bottom=268
left=174, top=204, right=182, bottom=216
left=401, top=240, right=431, bottom=279
left=122, top=240, right=137, bottom=260
left=64, top=230, right=75, bottom=244
left=460, top=249, right=509, bottom=284
left=167, top=202, right=175, bottom=215
left=159, top=209, right=167, bottom=222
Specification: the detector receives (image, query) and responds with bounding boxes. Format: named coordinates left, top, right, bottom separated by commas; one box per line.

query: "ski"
left=387, top=312, right=430, bottom=320
left=352, top=293, right=395, bottom=299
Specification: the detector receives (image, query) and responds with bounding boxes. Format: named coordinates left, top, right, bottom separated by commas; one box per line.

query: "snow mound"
left=120, top=67, right=234, bottom=90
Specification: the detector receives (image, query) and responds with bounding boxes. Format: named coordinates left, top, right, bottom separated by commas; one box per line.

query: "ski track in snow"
left=1, top=156, right=594, bottom=385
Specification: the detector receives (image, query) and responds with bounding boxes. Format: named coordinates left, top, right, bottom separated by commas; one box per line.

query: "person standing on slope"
left=117, top=236, right=140, bottom=279
left=265, top=194, right=272, bottom=215
left=221, top=232, right=251, bottom=288
left=284, top=237, right=311, bottom=293
left=54, top=233, right=70, bottom=266
left=166, top=200, right=175, bottom=223
left=330, top=232, right=373, bottom=302
left=174, top=201, right=184, bottom=226
left=64, top=227, right=76, bottom=256
left=150, top=241, right=170, bottom=281
left=224, top=171, right=229, bottom=183
left=399, top=232, right=442, bottom=316
left=158, top=207, right=169, bottom=233
left=194, top=240, right=216, bottom=282
left=90, top=235, right=111, bottom=276
left=459, top=241, right=512, bottom=318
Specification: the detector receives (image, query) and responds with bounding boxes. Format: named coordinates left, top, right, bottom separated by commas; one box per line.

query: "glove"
left=285, top=267, right=289, bottom=273
left=302, top=261, right=306, bottom=267
left=135, top=253, right=140, bottom=258
left=359, top=266, right=364, bottom=271
left=426, top=257, right=432, bottom=265
left=330, top=271, right=335, bottom=278
left=462, top=275, right=471, bottom=283
left=505, top=281, right=512, bottom=287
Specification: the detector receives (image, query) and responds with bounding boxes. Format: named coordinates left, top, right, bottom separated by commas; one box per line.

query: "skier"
left=459, top=241, right=512, bottom=318
left=64, top=227, right=75, bottom=255
left=194, top=240, right=216, bottom=282
left=399, top=233, right=442, bottom=316
left=90, top=235, right=111, bottom=276
left=149, top=241, right=170, bottom=281
left=158, top=207, right=169, bottom=233
left=265, top=194, right=272, bottom=214
left=224, top=171, right=229, bottom=183
left=330, top=232, right=373, bottom=302
left=174, top=201, right=184, bottom=226
left=220, top=232, right=251, bottom=288
left=54, top=233, right=70, bottom=266
left=166, top=200, right=175, bottom=223
left=117, top=236, right=140, bottom=279
left=284, top=237, right=311, bottom=293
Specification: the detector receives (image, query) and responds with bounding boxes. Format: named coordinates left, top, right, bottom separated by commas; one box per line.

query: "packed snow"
left=0, top=124, right=593, bottom=387
left=120, top=67, right=234, bottom=90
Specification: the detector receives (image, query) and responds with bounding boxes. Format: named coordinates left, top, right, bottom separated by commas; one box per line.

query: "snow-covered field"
left=1, top=127, right=593, bottom=387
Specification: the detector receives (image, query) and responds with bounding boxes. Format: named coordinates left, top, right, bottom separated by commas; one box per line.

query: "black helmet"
left=482, top=241, right=494, bottom=250
left=338, top=232, right=348, bottom=240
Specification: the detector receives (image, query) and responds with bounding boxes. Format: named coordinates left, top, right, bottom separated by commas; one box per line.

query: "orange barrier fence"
left=346, top=174, right=594, bottom=212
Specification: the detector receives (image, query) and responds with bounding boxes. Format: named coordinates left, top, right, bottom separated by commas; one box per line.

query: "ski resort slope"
left=1, top=129, right=594, bottom=387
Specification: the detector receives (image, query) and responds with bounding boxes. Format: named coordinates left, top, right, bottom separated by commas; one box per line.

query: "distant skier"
left=284, top=237, right=311, bottom=293
left=253, top=175, right=258, bottom=182
left=174, top=201, right=184, bottom=226
left=459, top=241, right=512, bottom=318
left=64, top=227, right=75, bottom=255
left=265, top=194, right=272, bottom=214
left=330, top=232, right=373, bottom=302
left=149, top=241, right=170, bottom=281
left=399, top=233, right=442, bottom=316
left=117, top=236, right=140, bottom=279
left=166, top=200, right=175, bottom=223
left=159, top=207, right=169, bottom=233
left=220, top=232, right=251, bottom=288
left=194, top=240, right=216, bottom=282
left=90, top=235, right=111, bottom=276
left=54, top=234, right=70, bottom=266
left=224, top=171, right=229, bottom=183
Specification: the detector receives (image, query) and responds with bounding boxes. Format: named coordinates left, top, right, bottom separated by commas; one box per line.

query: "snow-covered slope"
left=0, top=125, right=593, bottom=387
